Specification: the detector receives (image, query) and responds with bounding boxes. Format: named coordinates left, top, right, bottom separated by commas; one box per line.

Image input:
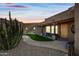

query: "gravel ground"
left=23, top=35, right=68, bottom=53
left=0, top=37, right=68, bottom=56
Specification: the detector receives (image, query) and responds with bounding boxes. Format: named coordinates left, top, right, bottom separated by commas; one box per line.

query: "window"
left=46, top=25, right=58, bottom=34
left=46, top=26, right=50, bottom=33
left=26, top=27, right=28, bottom=30
left=51, top=26, right=54, bottom=33
left=55, top=25, right=58, bottom=34
left=33, top=27, right=36, bottom=30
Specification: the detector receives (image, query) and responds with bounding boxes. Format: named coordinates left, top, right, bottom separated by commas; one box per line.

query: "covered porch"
left=41, top=18, right=74, bottom=41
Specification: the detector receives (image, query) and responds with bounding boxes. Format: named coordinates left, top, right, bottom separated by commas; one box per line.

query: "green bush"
left=27, top=34, right=53, bottom=41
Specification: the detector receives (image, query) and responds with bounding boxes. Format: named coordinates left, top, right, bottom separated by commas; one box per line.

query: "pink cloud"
left=0, top=14, right=8, bottom=19
left=7, top=5, right=30, bottom=8
left=5, top=3, right=14, bottom=4
left=17, top=17, right=45, bottom=23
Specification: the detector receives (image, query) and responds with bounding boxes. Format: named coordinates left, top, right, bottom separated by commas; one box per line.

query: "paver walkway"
left=0, top=35, right=68, bottom=56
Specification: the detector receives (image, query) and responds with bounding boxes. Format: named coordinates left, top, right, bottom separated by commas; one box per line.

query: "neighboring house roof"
left=24, top=23, right=43, bottom=26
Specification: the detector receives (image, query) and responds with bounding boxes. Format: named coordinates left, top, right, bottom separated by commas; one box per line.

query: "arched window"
left=26, top=27, right=28, bottom=30
left=33, top=27, right=36, bottom=30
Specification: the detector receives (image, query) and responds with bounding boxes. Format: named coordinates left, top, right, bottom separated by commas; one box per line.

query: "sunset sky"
left=0, top=3, right=74, bottom=23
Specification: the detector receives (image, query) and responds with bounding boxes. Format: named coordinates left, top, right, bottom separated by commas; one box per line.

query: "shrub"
left=27, top=34, right=53, bottom=41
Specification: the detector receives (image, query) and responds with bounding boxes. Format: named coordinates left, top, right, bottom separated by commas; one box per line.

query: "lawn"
left=26, top=34, right=53, bottom=41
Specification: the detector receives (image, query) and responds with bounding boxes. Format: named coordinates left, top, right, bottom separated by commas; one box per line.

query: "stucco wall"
left=60, top=23, right=68, bottom=39
left=34, top=26, right=43, bottom=35
left=75, top=3, right=79, bottom=55
left=24, top=24, right=43, bottom=35
left=67, top=22, right=74, bottom=41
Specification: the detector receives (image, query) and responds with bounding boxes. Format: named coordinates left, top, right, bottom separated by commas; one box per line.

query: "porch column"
left=54, top=25, right=56, bottom=34
left=58, top=24, right=61, bottom=35
left=74, top=3, right=79, bottom=55
left=42, top=26, right=46, bottom=35
left=41, top=26, right=43, bottom=35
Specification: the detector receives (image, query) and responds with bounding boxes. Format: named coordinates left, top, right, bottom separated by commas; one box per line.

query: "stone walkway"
left=0, top=35, right=68, bottom=56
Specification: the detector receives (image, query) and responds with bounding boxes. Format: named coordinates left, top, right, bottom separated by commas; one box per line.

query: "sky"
left=0, top=3, right=74, bottom=23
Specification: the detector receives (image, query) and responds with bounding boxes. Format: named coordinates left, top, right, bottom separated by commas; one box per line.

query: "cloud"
left=4, top=3, right=14, bottom=5
left=7, top=5, right=30, bottom=8
left=17, top=17, right=45, bottom=23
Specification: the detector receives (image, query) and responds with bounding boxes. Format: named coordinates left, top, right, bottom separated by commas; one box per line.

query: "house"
left=25, top=6, right=74, bottom=40
left=24, top=4, right=79, bottom=55
left=42, top=7, right=74, bottom=40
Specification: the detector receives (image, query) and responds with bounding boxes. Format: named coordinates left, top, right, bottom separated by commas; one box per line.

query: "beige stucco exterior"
left=24, top=23, right=43, bottom=35
left=61, top=23, right=68, bottom=38
left=74, top=3, right=79, bottom=55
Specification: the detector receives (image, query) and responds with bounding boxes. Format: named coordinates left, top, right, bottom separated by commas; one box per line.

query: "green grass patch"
left=26, top=34, right=53, bottom=41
